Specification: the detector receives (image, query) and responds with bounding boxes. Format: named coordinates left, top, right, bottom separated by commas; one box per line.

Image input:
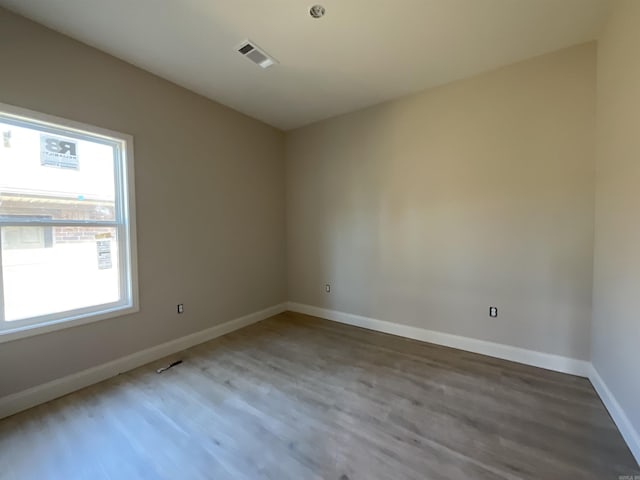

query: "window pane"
left=1, top=226, right=120, bottom=321
left=0, top=122, right=116, bottom=222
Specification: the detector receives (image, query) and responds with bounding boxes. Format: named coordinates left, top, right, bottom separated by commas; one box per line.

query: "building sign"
left=96, top=233, right=113, bottom=270
left=40, top=134, right=79, bottom=170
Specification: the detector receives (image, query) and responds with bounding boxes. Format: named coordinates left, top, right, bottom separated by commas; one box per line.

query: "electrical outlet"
left=177, top=304, right=184, bottom=314
left=489, top=306, right=498, bottom=318
left=325, top=284, right=331, bottom=293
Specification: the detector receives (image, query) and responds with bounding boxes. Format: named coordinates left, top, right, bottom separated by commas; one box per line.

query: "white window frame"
left=0, top=102, right=139, bottom=343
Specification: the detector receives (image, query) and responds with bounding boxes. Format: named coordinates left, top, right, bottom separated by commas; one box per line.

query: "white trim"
left=287, top=303, right=640, bottom=462
left=2, top=300, right=638, bottom=466
left=0, top=101, right=139, bottom=343
left=286, top=302, right=591, bottom=377
left=0, top=239, right=4, bottom=324
left=0, top=303, right=287, bottom=420
left=588, top=365, right=640, bottom=465
left=0, top=304, right=139, bottom=344
left=122, top=134, right=139, bottom=331
left=0, top=102, right=133, bottom=142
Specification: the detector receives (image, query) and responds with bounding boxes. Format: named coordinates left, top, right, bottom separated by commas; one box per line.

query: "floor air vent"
left=236, top=40, right=277, bottom=69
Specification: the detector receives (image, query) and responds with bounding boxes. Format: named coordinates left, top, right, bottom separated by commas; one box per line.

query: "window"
left=0, top=103, right=138, bottom=341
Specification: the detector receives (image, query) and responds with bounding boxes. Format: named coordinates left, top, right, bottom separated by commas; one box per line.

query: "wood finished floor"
left=0, top=311, right=637, bottom=480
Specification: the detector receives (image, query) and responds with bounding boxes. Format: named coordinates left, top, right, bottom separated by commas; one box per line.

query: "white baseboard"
left=3, top=300, right=637, bottom=467
left=286, top=302, right=591, bottom=377
left=287, top=302, right=640, bottom=465
left=589, top=365, right=640, bottom=465
left=0, top=303, right=287, bottom=420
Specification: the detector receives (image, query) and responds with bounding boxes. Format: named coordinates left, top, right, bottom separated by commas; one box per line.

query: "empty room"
left=0, top=0, right=638, bottom=478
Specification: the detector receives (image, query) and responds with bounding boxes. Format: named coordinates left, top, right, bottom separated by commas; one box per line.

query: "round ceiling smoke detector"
left=309, top=5, right=326, bottom=18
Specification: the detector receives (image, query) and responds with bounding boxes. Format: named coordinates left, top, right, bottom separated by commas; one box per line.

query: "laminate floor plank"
left=0, top=311, right=637, bottom=479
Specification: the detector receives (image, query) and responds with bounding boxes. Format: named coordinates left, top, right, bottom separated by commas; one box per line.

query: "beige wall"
left=0, top=9, right=286, bottom=397
left=592, top=0, right=640, bottom=437
left=2, top=5, right=627, bottom=414
left=286, top=43, right=596, bottom=360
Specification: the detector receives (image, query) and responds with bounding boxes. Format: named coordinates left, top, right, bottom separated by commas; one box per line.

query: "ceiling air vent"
left=236, top=40, right=278, bottom=69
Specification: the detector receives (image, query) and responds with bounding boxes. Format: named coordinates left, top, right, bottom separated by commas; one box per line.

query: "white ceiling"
left=1, top=0, right=611, bottom=130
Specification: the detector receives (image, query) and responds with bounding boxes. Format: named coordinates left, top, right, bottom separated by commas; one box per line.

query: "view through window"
left=0, top=105, right=137, bottom=336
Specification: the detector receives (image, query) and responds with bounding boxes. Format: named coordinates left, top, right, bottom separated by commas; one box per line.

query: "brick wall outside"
left=1, top=194, right=116, bottom=245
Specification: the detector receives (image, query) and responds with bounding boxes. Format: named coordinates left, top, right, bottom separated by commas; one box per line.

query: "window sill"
left=0, top=304, right=139, bottom=344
